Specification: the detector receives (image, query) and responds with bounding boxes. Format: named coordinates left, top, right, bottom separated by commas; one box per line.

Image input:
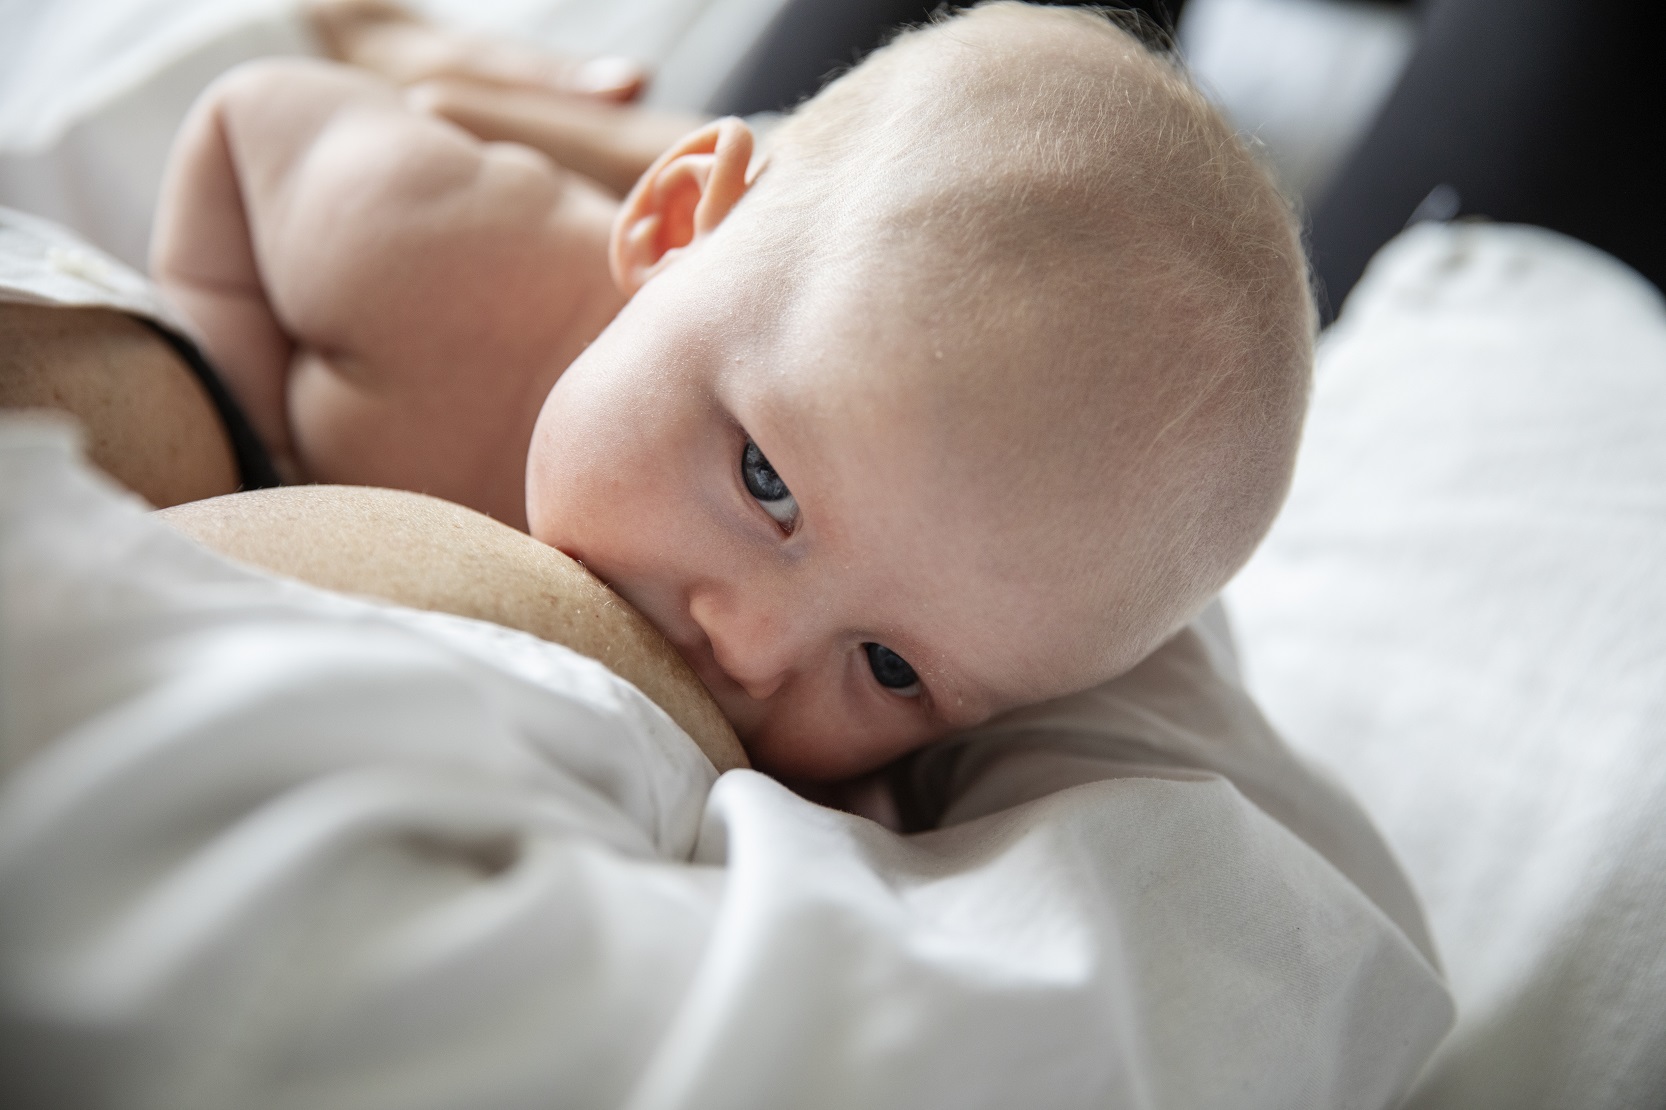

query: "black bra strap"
left=142, top=320, right=282, bottom=491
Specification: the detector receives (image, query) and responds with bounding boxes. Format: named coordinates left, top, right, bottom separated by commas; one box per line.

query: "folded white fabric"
left=1227, top=222, right=1666, bottom=1110
left=0, top=204, right=197, bottom=334
left=0, top=418, right=1449, bottom=1109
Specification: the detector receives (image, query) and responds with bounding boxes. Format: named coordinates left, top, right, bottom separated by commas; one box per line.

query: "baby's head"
left=526, top=1, right=1313, bottom=780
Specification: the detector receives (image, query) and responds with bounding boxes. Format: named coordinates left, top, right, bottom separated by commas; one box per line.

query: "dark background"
left=713, top=0, right=1664, bottom=322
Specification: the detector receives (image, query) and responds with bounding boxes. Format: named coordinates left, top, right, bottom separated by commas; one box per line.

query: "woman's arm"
left=0, top=304, right=238, bottom=507
left=158, top=484, right=747, bottom=772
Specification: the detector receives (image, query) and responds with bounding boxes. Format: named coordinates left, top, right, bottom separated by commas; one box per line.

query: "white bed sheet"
left=1226, top=222, right=1666, bottom=1109
left=0, top=414, right=1448, bottom=1108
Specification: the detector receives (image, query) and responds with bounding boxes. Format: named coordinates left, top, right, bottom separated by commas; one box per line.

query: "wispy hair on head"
left=753, top=1, right=1316, bottom=669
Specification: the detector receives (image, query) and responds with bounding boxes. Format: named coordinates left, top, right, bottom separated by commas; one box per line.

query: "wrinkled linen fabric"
left=1226, top=222, right=1666, bottom=1110
left=0, top=204, right=198, bottom=334
left=0, top=418, right=1450, bottom=1109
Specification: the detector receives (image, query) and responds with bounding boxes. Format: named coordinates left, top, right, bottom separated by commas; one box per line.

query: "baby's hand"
left=303, top=0, right=702, bottom=199
left=305, top=0, right=646, bottom=102
left=405, top=79, right=705, bottom=198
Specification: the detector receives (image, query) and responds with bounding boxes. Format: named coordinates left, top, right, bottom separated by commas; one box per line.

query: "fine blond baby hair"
left=745, top=1, right=1316, bottom=672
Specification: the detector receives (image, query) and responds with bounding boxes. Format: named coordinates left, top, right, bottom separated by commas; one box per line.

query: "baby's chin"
left=737, top=715, right=946, bottom=784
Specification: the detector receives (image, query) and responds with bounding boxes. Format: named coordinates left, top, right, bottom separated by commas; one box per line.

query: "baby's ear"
left=610, top=117, right=755, bottom=297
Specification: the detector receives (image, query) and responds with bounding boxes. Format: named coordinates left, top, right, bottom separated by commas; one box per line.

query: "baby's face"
left=525, top=235, right=1138, bottom=780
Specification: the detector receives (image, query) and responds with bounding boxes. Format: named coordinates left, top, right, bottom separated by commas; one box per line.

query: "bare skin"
left=0, top=304, right=238, bottom=507
left=151, top=59, right=625, bottom=521
left=307, top=0, right=701, bottom=197
left=404, top=77, right=703, bottom=198
left=307, top=0, right=649, bottom=103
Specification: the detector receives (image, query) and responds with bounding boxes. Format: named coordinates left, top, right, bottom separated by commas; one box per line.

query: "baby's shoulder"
left=213, top=60, right=610, bottom=364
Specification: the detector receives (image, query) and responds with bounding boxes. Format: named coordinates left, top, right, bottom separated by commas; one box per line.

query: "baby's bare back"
left=152, top=59, right=624, bottom=527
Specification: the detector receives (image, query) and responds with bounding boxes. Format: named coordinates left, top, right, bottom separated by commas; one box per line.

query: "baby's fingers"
left=308, top=0, right=646, bottom=101
left=377, top=30, right=646, bottom=102
left=407, top=78, right=705, bottom=197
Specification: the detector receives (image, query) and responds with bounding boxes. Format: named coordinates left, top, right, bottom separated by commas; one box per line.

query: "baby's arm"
left=152, top=59, right=615, bottom=510
left=150, top=58, right=495, bottom=477
left=150, top=65, right=302, bottom=475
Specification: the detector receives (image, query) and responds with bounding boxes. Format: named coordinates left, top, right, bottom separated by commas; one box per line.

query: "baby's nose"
left=687, top=590, right=798, bottom=702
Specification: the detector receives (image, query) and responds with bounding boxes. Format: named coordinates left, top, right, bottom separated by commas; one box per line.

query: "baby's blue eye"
left=742, top=440, right=798, bottom=529
left=864, top=642, right=920, bottom=696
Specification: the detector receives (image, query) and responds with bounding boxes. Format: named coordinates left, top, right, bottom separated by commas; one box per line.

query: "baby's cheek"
left=523, top=387, right=611, bottom=548
left=522, top=444, right=570, bottom=549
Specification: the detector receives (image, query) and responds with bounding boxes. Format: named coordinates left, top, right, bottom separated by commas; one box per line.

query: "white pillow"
left=1226, top=222, right=1666, bottom=1110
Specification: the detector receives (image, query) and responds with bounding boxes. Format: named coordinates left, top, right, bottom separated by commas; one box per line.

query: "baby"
left=151, top=2, right=1313, bottom=782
